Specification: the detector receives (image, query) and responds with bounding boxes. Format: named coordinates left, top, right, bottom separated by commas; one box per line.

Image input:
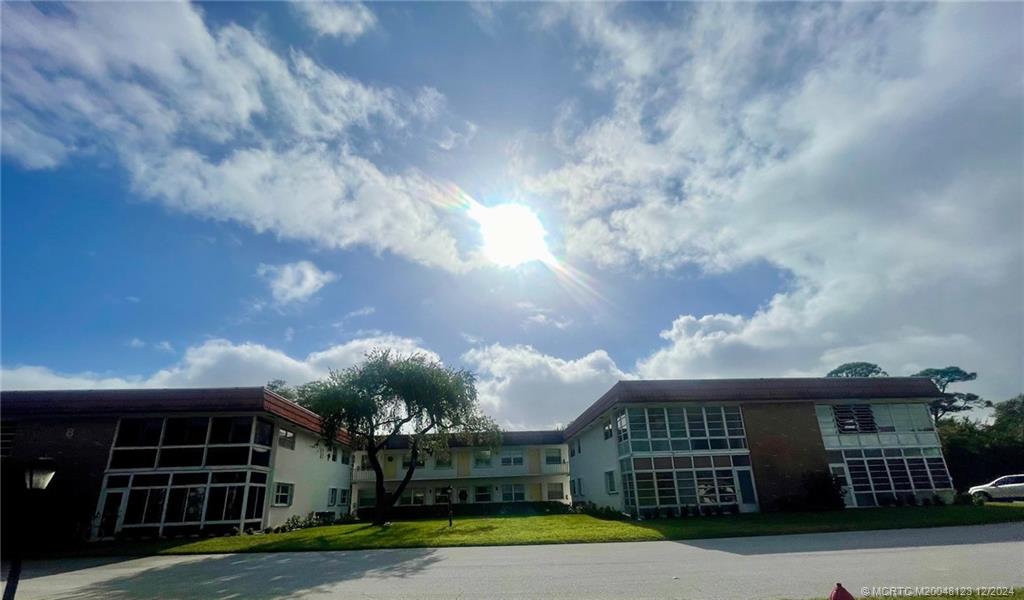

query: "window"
left=254, top=418, right=274, bottom=446
left=245, top=486, right=266, bottom=520
left=209, top=417, right=253, bottom=444
left=570, top=479, right=577, bottom=495
left=115, top=418, right=163, bottom=447
left=605, top=470, right=617, bottom=494
left=473, top=450, right=492, bottom=467
left=206, top=485, right=244, bottom=521
left=158, top=447, right=204, bottom=468
left=575, top=439, right=582, bottom=455
left=340, top=450, right=351, bottom=465
left=278, top=428, right=296, bottom=450
left=273, top=483, right=294, bottom=506
left=401, top=488, right=426, bottom=505
left=205, top=446, right=249, bottom=466
left=110, top=449, right=157, bottom=469
left=603, top=421, right=613, bottom=439
left=576, top=477, right=584, bottom=495
left=402, top=454, right=425, bottom=468
left=328, top=488, right=338, bottom=506
left=545, top=448, right=562, bottom=465
left=162, top=417, right=209, bottom=446
left=250, top=447, right=271, bottom=467
left=434, top=453, right=452, bottom=469
left=474, top=485, right=492, bottom=502
left=501, top=450, right=524, bottom=466
left=502, top=483, right=525, bottom=502
left=338, top=489, right=349, bottom=508
left=833, top=404, right=877, bottom=434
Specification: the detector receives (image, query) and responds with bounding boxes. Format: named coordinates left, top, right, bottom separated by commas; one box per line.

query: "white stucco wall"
left=267, top=424, right=352, bottom=527
left=567, top=414, right=624, bottom=512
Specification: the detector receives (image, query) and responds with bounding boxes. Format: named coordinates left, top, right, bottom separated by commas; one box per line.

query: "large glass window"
left=474, top=486, right=492, bottom=502
left=116, top=418, right=163, bottom=447
left=210, top=417, right=253, bottom=444
left=163, top=417, right=209, bottom=446
left=547, top=482, right=564, bottom=501
left=545, top=448, right=562, bottom=465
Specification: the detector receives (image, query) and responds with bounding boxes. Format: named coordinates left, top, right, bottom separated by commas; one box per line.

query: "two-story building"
left=1, top=387, right=352, bottom=541
left=350, top=431, right=570, bottom=509
left=565, top=377, right=953, bottom=517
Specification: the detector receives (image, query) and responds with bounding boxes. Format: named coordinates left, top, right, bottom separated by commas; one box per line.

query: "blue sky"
left=2, top=2, right=1021, bottom=428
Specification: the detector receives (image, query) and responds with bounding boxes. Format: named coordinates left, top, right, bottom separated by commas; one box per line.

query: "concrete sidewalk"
left=7, top=522, right=1024, bottom=599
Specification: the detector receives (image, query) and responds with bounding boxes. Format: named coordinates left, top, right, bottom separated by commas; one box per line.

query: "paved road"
left=6, top=523, right=1023, bottom=599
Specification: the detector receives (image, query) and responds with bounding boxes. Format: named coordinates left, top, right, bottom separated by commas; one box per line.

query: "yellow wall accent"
left=456, top=451, right=471, bottom=477
left=527, top=448, right=541, bottom=475
left=383, top=454, right=397, bottom=479
left=531, top=483, right=542, bottom=501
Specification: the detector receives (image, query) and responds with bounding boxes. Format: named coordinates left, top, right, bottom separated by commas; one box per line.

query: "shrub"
left=931, top=494, right=946, bottom=506
left=921, top=497, right=933, bottom=506
left=953, top=493, right=973, bottom=506
left=333, top=514, right=359, bottom=525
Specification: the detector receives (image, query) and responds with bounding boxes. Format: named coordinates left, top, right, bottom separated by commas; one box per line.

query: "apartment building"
left=0, top=387, right=352, bottom=540
left=565, top=378, right=953, bottom=518
left=350, top=431, right=570, bottom=509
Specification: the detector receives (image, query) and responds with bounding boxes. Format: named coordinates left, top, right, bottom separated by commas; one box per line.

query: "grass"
left=61, top=502, right=1024, bottom=557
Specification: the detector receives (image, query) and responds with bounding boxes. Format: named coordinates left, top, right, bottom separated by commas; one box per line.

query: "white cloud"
left=345, top=306, right=376, bottom=319
left=293, top=2, right=377, bottom=42
left=516, top=301, right=572, bottom=330
left=155, top=341, right=175, bottom=354
left=1, top=2, right=471, bottom=272
left=128, top=338, right=146, bottom=349
left=257, top=260, right=338, bottom=305
left=463, top=344, right=628, bottom=428
left=526, top=3, right=1023, bottom=402
left=1, top=334, right=437, bottom=391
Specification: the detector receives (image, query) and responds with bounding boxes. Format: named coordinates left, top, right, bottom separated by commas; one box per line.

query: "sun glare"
left=470, top=203, right=551, bottom=267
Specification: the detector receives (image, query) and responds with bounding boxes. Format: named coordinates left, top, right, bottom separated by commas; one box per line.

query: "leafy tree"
left=938, top=393, right=1024, bottom=490
left=299, top=350, right=499, bottom=525
left=911, top=366, right=989, bottom=420
left=825, top=362, right=889, bottom=378
left=266, top=379, right=296, bottom=400
left=991, top=394, right=1023, bottom=444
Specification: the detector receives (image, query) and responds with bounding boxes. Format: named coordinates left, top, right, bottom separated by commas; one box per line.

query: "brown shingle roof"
left=563, top=377, right=942, bottom=439
left=0, top=387, right=351, bottom=446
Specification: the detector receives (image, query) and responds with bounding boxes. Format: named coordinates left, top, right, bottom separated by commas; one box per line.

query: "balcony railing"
left=352, top=462, right=569, bottom=481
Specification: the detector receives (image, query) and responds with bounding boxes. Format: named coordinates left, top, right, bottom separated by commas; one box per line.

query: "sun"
left=470, top=203, right=552, bottom=267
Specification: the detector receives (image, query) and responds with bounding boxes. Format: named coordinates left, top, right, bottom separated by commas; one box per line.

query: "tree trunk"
left=367, top=443, right=421, bottom=526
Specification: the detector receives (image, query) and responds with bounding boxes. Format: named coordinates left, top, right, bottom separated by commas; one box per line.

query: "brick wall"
left=742, top=402, right=829, bottom=511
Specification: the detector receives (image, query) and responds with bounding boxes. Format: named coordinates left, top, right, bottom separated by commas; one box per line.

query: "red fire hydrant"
left=829, top=582, right=856, bottom=600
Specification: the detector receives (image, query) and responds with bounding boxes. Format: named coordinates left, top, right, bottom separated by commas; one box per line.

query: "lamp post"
left=3, top=458, right=56, bottom=600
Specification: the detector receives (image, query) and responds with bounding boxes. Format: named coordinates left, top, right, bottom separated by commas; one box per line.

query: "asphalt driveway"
left=6, top=522, right=1023, bottom=599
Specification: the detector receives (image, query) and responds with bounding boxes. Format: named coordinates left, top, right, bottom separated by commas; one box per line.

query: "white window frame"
left=473, top=450, right=492, bottom=468
left=328, top=487, right=338, bottom=506
left=501, top=483, right=525, bottom=502
left=474, top=485, right=492, bottom=502
left=544, top=448, right=562, bottom=465
left=547, top=482, right=564, bottom=501
left=500, top=449, right=524, bottom=467
left=273, top=482, right=294, bottom=507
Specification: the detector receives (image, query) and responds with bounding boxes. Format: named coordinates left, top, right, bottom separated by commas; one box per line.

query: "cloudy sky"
left=2, top=2, right=1021, bottom=428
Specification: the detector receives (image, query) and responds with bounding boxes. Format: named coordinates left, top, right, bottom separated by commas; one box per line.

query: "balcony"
left=352, top=468, right=376, bottom=482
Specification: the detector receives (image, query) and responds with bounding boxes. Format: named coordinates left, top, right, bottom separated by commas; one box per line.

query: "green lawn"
left=69, top=503, right=1024, bottom=556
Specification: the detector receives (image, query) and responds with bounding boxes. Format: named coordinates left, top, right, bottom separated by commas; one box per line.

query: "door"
left=735, top=470, right=759, bottom=513
left=830, top=464, right=855, bottom=507
left=455, top=487, right=468, bottom=504
left=98, top=491, right=125, bottom=538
